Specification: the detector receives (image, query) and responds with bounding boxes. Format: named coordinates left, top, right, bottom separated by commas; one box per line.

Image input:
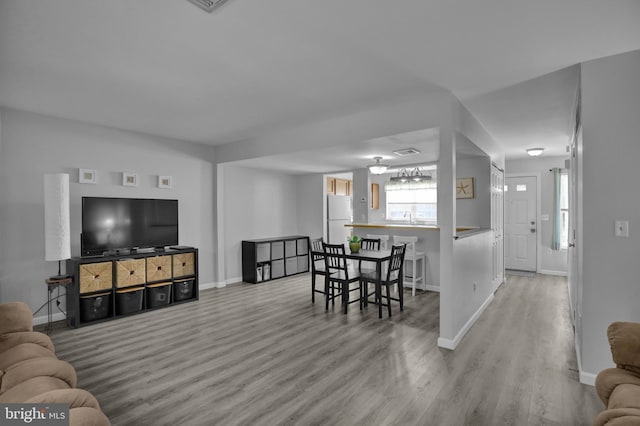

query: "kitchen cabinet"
left=371, top=183, right=380, bottom=209
left=327, top=177, right=351, bottom=196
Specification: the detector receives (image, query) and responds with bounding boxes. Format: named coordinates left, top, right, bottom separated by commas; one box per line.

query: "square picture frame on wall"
left=122, top=172, right=138, bottom=187
left=158, top=175, right=172, bottom=189
left=456, top=177, right=475, bottom=199
left=79, top=168, right=97, bottom=184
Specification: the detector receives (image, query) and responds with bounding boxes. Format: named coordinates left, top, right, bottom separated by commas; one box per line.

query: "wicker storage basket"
left=173, top=253, right=195, bottom=277
left=79, top=261, right=113, bottom=294
left=115, top=258, right=146, bottom=288
left=146, top=255, right=172, bottom=282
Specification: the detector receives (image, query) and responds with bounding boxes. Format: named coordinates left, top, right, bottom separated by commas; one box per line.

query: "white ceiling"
left=1, top=0, right=639, bottom=170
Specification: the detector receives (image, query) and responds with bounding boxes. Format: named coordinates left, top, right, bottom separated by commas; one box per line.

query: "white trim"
left=580, top=371, right=596, bottom=386
left=33, top=312, right=65, bottom=326
left=216, top=164, right=226, bottom=285
left=424, top=285, right=440, bottom=292
left=539, top=269, right=568, bottom=277
left=199, top=281, right=226, bottom=290
left=505, top=173, right=542, bottom=272
left=574, top=330, right=596, bottom=386
left=438, top=292, right=495, bottom=350
left=225, top=276, right=242, bottom=286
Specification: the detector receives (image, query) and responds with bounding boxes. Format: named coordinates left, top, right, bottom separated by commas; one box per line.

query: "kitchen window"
left=385, top=172, right=437, bottom=223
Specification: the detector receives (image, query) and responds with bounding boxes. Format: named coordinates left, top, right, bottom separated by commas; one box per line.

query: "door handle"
left=530, top=228, right=536, bottom=233
left=569, top=243, right=575, bottom=248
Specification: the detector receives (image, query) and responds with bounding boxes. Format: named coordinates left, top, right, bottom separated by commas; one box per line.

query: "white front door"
left=505, top=176, right=537, bottom=271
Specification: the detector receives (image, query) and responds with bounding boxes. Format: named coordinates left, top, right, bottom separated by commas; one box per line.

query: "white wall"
left=438, top=99, right=505, bottom=348
left=452, top=231, right=494, bottom=333
left=219, top=164, right=299, bottom=283
left=296, top=174, right=324, bottom=240
left=456, top=156, right=491, bottom=228
left=0, top=108, right=216, bottom=313
left=506, top=156, right=569, bottom=275
left=351, top=168, right=369, bottom=224
left=580, top=50, right=640, bottom=377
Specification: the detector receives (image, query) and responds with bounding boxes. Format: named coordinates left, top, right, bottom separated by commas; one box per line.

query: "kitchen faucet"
left=404, top=212, right=413, bottom=224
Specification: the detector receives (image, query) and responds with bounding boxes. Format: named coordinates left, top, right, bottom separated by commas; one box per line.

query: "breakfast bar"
left=345, top=223, right=484, bottom=293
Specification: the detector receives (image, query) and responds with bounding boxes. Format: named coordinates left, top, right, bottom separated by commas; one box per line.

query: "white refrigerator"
left=327, top=195, right=352, bottom=245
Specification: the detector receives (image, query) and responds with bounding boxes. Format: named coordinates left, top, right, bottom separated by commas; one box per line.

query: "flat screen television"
left=81, top=197, right=178, bottom=256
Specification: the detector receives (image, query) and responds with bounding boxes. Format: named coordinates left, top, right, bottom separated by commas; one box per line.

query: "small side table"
left=45, top=277, right=72, bottom=334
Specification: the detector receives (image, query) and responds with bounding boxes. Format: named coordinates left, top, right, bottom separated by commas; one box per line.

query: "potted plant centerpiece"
left=348, top=235, right=361, bottom=253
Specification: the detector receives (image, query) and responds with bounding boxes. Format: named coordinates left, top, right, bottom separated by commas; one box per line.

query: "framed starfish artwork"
left=456, top=177, right=474, bottom=199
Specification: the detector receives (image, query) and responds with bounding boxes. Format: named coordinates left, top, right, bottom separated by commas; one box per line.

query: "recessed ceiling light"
left=526, top=148, right=544, bottom=157
left=393, top=148, right=421, bottom=156
left=186, top=0, right=232, bottom=13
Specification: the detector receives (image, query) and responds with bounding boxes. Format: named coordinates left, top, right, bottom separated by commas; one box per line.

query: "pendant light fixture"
left=368, top=157, right=389, bottom=175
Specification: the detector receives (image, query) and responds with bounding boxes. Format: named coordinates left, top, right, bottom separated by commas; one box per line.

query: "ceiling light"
left=368, top=157, right=389, bottom=175
left=393, top=148, right=421, bottom=156
left=526, top=148, right=544, bottom=157
left=389, top=168, right=411, bottom=183
left=186, top=0, right=232, bottom=13
left=410, top=167, right=431, bottom=182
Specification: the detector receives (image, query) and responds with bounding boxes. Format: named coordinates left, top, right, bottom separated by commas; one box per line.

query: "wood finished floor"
left=49, top=274, right=602, bottom=426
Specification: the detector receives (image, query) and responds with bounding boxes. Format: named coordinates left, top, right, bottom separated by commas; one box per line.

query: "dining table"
left=341, top=248, right=396, bottom=314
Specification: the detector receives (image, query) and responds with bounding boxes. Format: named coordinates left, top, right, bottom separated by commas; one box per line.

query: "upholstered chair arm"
left=0, top=302, right=33, bottom=336
left=1, top=357, right=77, bottom=394
left=26, top=388, right=101, bottom=410
left=608, top=322, right=640, bottom=375
left=596, top=368, right=640, bottom=406
left=0, top=343, right=57, bottom=371
left=593, top=407, right=640, bottom=426
left=0, top=331, right=55, bottom=355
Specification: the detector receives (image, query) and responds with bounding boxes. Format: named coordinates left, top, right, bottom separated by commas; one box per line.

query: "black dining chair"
left=360, top=238, right=381, bottom=251
left=323, top=242, right=362, bottom=313
left=361, top=244, right=406, bottom=318
left=310, top=237, right=331, bottom=304
left=358, top=237, right=381, bottom=274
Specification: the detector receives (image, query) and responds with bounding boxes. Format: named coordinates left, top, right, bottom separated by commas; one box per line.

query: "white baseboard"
left=539, top=269, right=568, bottom=277
left=580, top=371, right=596, bottom=386
left=225, top=276, right=242, bottom=286
left=33, top=312, right=66, bottom=326
left=438, top=292, right=495, bottom=351
left=199, top=281, right=226, bottom=290
left=424, top=285, right=440, bottom=293
left=573, top=332, right=596, bottom=386
left=437, top=336, right=456, bottom=350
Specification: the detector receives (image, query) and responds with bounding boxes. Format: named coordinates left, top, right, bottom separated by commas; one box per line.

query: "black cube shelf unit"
left=242, top=236, right=309, bottom=283
left=66, top=247, right=198, bottom=328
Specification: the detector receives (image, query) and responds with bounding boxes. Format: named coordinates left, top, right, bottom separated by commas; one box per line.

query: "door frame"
left=505, top=172, right=542, bottom=273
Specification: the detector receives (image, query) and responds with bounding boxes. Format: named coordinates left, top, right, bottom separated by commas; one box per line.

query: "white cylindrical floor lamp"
left=44, top=173, right=71, bottom=279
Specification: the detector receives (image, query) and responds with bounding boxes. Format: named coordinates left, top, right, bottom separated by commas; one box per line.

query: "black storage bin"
left=146, top=282, right=172, bottom=308
left=116, top=287, right=144, bottom=315
left=80, top=292, right=111, bottom=322
left=173, top=279, right=194, bottom=301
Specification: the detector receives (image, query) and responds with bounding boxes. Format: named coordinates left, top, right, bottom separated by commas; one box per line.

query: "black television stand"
left=66, top=247, right=199, bottom=328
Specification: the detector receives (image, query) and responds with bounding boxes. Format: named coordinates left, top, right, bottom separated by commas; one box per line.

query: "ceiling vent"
left=393, top=148, right=421, bottom=157
left=187, top=0, right=232, bottom=13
